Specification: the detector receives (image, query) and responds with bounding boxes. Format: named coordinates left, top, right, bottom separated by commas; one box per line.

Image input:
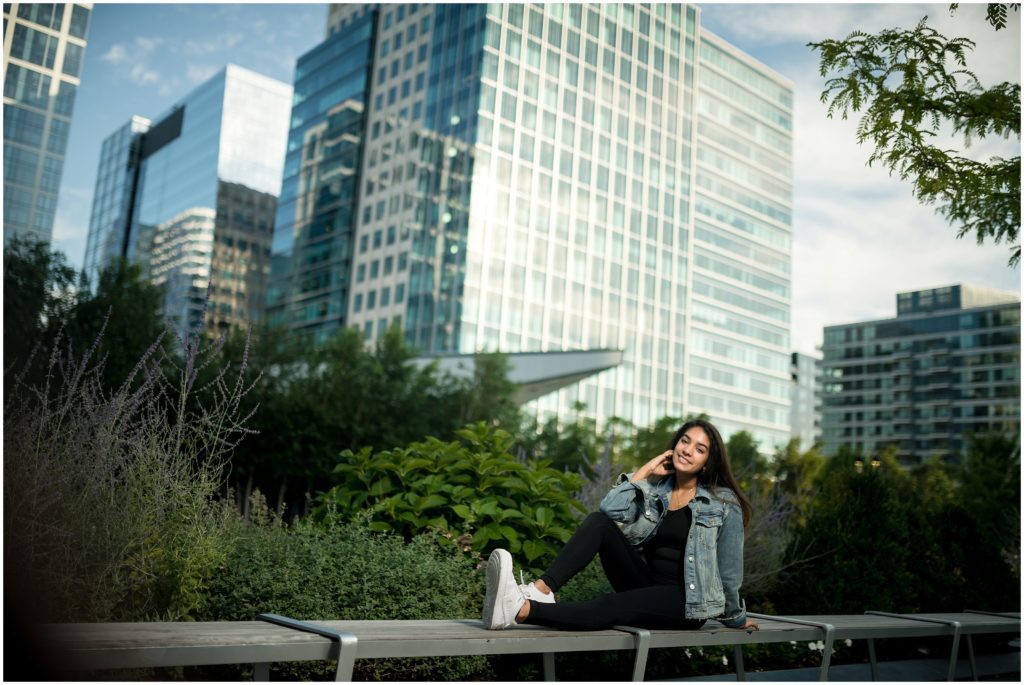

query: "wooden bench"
left=39, top=610, right=1019, bottom=681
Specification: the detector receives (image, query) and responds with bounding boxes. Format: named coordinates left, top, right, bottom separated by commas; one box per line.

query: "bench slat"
left=40, top=612, right=1021, bottom=677
left=43, top=622, right=335, bottom=671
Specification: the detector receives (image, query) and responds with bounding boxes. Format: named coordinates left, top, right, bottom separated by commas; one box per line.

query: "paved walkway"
left=666, top=653, right=1020, bottom=681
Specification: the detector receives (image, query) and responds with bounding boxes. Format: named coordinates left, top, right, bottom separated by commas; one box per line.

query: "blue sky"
left=51, top=2, right=1021, bottom=355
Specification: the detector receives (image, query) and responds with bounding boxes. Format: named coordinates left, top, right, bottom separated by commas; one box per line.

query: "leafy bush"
left=4, top=322, right=251, bottom=624
left=774, top=451, right=1018, bottom=614
left=195, top=504, right=491, bottom=681
left=315, top=422, right=586, bottom=576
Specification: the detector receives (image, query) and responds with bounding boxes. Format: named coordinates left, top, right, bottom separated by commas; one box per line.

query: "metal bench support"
left=542, top=652, right=556, bottom=681
left=732, top=644, right=746, bottom=682
left=257, top=613, right=358, bottom=681
left=614, top=625, right=652, bottom=681
left=966, top=634, right=977, bottom=681
left=864, top=611, right=962, bottom=682
left=747, top=613, right=835, bottom=681
left=964, top=607, right=1020, bottom=679
left=866, top=637, right=879, bottom=681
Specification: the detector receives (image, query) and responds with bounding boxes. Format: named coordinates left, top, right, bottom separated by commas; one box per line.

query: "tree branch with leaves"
left=809, top=4, right=1020, bottom=265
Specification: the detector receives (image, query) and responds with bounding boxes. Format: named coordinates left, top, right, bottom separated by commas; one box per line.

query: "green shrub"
left=775, top=451, right=1018, bottom=614
left=315, top=422, right=586, bottom=576
left=196, top=507, right=491, bottom=681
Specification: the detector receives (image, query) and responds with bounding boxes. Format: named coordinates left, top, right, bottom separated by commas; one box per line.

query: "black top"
left=645, top=506, right=692, bottom=586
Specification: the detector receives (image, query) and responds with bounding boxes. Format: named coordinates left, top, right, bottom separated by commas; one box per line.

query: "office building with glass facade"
left=82, top=115, right=151, bottom=288
left=821, top=284, right=1020, bottom=464
left=266, top=8, right=376, bottom=345
left=790, top=351, right=822, bottom=448
left=272, top=4, right=793, bottom=441
left=84, top=64, right=292, bottom=334
left=3, top=2, right=91, bottom=245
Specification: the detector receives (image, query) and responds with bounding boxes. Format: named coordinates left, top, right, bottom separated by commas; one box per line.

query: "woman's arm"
left=599, top=452, right=673, bottom=523
left=598, top=474, right=645, bottom=523
left=715, top=501, right=749, bottom=629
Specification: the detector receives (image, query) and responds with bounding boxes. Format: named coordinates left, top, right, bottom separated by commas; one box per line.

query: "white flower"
left=789, top=641, right=797, bottom=646
left=844, top=639, right=853, bottom=647
left=721, top=655, right=729, bottom=666
left=684, top=649, right=692, bottom=658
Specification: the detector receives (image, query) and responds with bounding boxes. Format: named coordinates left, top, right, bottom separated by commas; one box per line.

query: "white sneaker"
left=482, top=549, right=526, bottom=630
left=519, top=572, right=555, bottom=604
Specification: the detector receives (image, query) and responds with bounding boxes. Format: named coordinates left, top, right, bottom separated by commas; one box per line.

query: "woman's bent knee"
left=582, top=511, right=615, bottom=528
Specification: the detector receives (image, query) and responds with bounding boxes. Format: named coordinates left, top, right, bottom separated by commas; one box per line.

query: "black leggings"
left=523, top=512, right=706, bottom=631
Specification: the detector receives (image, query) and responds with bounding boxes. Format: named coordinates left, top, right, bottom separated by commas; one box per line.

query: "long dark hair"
left=667, top=418, right=753, bottom=528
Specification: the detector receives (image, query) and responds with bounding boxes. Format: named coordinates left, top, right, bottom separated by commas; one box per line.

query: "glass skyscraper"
left=822, top=284, right=1020, bottom=464
left=3, top=2, right=91, bottom=245
left=273, top=4, right=793, bottom=441
left=84, top=64, right=292, bottom=334
left=82, top=115, right=151, bottom=288
left=266, top=7, right=377, bottom=346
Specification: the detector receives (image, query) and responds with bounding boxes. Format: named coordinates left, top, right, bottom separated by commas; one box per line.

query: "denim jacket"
left=599, top=472, right=747, bottom=628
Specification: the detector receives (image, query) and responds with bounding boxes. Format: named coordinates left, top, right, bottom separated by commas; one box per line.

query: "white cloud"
left=183, top=32, right=243, bottom=57
left=186, top=63, right=218, bottom=85
left=99, top=35, right=165, bottom=88
left=129, top=63, right=160, bottom=86
left=101, top=44, right=127, bottom=64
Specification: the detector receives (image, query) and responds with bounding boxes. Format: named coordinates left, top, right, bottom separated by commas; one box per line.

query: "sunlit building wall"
left=689, top=29, right=794, bottom=449
left=275, top=4, right=794, bottom=440
left=822, top=284, right=1021, bottom=464
left=3, top=2, right=91, bottom=245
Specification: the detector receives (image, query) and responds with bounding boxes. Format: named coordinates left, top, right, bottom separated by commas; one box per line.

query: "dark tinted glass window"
left=69, top=4, right=90, bottom=39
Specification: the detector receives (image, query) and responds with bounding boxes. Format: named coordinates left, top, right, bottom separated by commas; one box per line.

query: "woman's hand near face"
left=631, top=450, right=674, bottom=482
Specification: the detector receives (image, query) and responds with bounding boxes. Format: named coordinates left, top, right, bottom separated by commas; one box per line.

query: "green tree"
left=958, top=431, right=1021, bottom=574
left=64, top=258, right=168, bottom=390
left=3, top=237, right=77, bottom=371
left=456, top=351, right=522, bottom=429
left=770, top=438, right=826, bottom=527
left=810, top=3, right=1021, bottom=264
left=521, top=401, right=603, bottom=477
left=775, top=448, right=1017, bottom=614
left=207, top=323, right=523, bottom=518
left=726, top=430, right=769, bottom=487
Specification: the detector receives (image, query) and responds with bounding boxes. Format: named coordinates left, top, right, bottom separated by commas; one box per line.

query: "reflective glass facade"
left=267, top=9, right=375, bottom=346
left=3, top=2, right=91, bottom=245
left=284, top=4, right=794, bottom=440
left=821, top=284, right=1021, bottom=463
left=84, top=64, right=291, bottom=334
left=83, top=115, right=150, bottom=288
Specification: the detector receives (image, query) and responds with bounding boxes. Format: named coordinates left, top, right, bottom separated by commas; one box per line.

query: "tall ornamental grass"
left=4, top=318, right=256, bottom=623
